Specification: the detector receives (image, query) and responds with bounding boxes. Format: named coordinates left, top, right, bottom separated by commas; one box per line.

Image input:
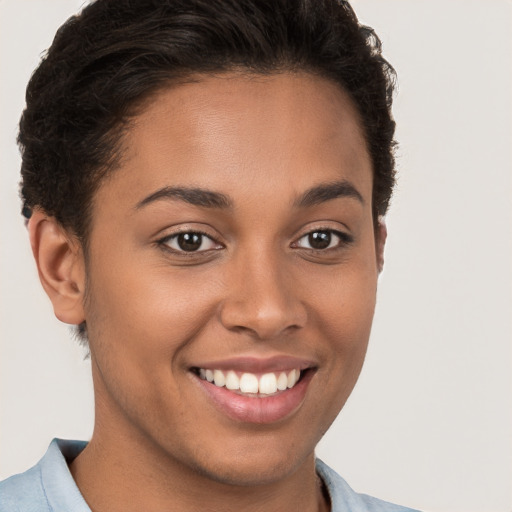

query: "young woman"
left=0, top=1, right=417, bottom=510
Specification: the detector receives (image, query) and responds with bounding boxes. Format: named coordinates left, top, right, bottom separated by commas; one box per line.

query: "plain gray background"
left=1, top=1, right=511, bottom=511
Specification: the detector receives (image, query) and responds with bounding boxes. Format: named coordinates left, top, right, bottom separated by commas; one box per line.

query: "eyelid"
left=157, top=228, right=224, bottom=254
left=292, top=227, right=354, bottom=250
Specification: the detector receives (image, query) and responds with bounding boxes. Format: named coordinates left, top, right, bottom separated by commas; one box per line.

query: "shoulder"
left=0, top=439, right=89, bottom=512
left=0, top=464, right=49, bottom=512
left=316, top=459, right=421, bottom=512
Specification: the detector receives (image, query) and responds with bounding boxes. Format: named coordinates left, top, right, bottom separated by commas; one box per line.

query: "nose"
left=219, top=250, right=307, bottom=340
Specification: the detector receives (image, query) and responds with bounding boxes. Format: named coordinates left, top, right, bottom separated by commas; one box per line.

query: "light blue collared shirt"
left=0, top=439, right=420, bottom=511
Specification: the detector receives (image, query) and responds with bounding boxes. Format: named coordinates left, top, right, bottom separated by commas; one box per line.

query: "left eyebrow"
left=294, top=180, right=365, bottom=208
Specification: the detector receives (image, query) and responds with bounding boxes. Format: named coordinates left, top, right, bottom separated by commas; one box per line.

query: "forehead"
left=95, top=72, right=372, bottom=213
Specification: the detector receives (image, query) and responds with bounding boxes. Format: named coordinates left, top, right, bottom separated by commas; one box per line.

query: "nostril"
left=219, top=304, right=305, bottom=340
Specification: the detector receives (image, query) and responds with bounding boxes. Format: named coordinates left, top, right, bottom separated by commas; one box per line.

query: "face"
left=82, top=72, right=379, bottom=485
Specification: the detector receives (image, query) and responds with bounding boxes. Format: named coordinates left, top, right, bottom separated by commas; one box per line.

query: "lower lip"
left=195, top=370, right=314, bottom=424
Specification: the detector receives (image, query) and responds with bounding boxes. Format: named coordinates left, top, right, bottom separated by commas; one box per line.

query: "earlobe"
left=376, top=218, right=387, bottom=273
left=28, top=210, right=86, bottom=325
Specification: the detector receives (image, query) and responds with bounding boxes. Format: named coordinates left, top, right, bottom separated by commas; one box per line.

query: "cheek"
left=300, top=271, right=377, bottom=436
left=318, top=279, right=375, bottom=377
left=84, top=257, right=219, bottom=365
left=83, top=260, right=220, bottom=430
left=303, top=247, right=378, bottom=381
left=306, top=256, right=378, bottom=341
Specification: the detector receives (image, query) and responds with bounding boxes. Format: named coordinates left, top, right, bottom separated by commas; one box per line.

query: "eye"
left=294, top=229, right=352, bottom=251
left=160, top=231, right=221, bottom=253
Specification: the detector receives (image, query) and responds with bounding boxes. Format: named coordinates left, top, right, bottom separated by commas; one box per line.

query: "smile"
left=191, top=359, right=315, bottom=424
left=196, top=368, right=301, bottom=396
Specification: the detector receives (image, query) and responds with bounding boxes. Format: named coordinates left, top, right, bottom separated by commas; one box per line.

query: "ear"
left=28, top=209, right=86, bottom=325
left=375, top=218, right=387, bottom=274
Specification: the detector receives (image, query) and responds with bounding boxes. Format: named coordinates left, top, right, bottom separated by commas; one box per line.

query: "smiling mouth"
left=193, top=368, right=303, bottom=396
left=191, top=362, right=315, bottom=423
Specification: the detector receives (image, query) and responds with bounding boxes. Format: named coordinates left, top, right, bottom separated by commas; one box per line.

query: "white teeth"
left=225, top=370, right=239, bottom=390
left=287, top=369, right=298, bottom=388
left=259, top=373, right=277, bottom=394
left=197, top=368, right=302, bottom=395
left=213, top=369, right=225, bottom=387
left=240, top=373, right=259, bottom=393
left=276, top=372, right=288, bottom=391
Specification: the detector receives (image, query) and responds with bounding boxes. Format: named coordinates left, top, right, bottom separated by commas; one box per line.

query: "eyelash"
left=157, top=227, right=353, bottom=255
left=158, top=230, right=221, bottom=255
left=293, top=229, right=354, bottom=252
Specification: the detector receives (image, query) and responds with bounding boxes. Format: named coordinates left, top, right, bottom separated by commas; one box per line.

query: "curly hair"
left=19, top=0, right=397, bottom=244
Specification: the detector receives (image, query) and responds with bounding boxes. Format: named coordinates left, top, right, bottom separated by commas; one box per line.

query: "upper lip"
left=191, top=355, right=317, bottom=373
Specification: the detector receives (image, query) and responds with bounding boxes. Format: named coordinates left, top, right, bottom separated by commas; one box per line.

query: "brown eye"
left=177, top=233, right=202, bottom=251
left=294, top=229, right=352, bottom=251
left=161, top=231, right=220, bottom=253
left=308, top=231, right=331, bottom=249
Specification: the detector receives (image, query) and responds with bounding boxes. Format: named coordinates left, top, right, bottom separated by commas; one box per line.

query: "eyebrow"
left=135, top=179, right=364, bottom=211
left=136, top=186, right=232, bottom=210
left=294, top=180, right=364, bottom=208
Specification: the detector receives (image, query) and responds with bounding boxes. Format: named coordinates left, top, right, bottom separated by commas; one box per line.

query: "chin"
left=167, top=430, right=317, bottom=488
left=192, top=452, right=310, bottom=487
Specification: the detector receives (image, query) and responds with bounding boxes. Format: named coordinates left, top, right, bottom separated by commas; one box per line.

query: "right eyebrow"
left=135, top=186, right=233, bottom=210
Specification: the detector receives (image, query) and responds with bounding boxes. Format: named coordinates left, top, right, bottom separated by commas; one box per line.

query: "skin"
left=30, top=72, right=386, bottom=512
